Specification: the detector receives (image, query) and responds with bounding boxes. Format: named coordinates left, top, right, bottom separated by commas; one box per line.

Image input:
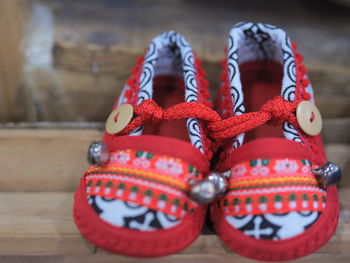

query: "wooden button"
left=296, top=101, right=322, bottom=136
left=105, top=104, right=133, bottom=135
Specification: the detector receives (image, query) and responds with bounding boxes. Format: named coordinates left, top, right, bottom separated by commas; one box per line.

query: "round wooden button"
left=105, top=104, right=133, bottom=135
left=296, top=101, right=322, bottom=136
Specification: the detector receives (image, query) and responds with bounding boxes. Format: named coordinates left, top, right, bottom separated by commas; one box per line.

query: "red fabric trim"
left=123, top=55, right=144, bottom=106
left=218, top=56, right=234, bottom=119
left=214, top=56, right=236, bottom=155
left=220, top=157, right=326, bottom=216
left=292, top=43, right=322, bottom=153
left=216, top=137, right=327, bottom=172
left=103, top=135, right=210, bottom=173
left=194, top=57, right=211, bottom=107
left=194, top=56, right=213, bottom=159
left=211, top=186, right=339, bottom=261
left=74, top=176, right=206, bottom=257
left=84, top=148, right=202, bottom=218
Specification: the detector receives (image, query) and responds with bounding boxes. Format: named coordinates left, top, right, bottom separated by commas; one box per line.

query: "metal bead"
left=312, top=162, right=342, bottom=189
left=87, top=141, right=109, bottom=166
left=190, top=180, right=216, bottom=204
left=207, top=172, right=228, bottom=197
left=190, top=172, right=228, bottom=204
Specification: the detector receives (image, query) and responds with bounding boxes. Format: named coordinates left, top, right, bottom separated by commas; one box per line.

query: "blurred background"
left=0, top=1, right=349, bottom=259
left=0, top=0, right=349, bottom=129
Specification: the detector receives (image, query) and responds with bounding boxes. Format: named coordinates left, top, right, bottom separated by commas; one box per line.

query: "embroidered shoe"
left=210, top=22, right=341, bottom=261
left=73, top=31, right=214, bottom=257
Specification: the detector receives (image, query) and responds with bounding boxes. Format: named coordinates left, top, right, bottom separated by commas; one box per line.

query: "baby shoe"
left=210, top=22, right=341, bottom=261
left=73, top=31, right=215, bottom=257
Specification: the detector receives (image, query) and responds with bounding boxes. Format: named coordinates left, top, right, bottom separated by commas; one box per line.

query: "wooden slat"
left=11, top=0, right=349, bottom=122
left=325, top=144, right=350, bottom=186
left=0, top=189, right=348, bottom=257
left=50, top=0, right=350, bottom=66
left=0, top=192, right=94, bottom=256
left=317, top=96, right=350, bottom=119
left=0, top=129, right=100, bottom=191
left=322, top=118, right=350, bottom=144
left=1, top=118, right=349, bottom=143
left=23, top=63, right=349, bottom=122
left=0, top=0, right=27, bottom=121
left=1, top=254, right=350, bottom=263
left=0, top=129, right=349, bottom=191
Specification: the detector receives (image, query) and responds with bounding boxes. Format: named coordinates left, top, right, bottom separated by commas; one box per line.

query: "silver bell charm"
left=87, top=141, right=109, bottom=166
left=190, top=172, right=228, bottom=204
left=312, top=162, right=342, bottom=189
left=207, top=172, right=228, bottom=197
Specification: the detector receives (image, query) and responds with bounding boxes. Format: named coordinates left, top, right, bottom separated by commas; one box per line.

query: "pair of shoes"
left=73, top=22, right=341, bottom=261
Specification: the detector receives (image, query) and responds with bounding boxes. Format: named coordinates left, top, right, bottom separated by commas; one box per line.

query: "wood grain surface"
left=0, top=188, right=348, bottom=257
left=0, top=129, right=349, bottom=191
left=9, top=0, right=350, bottom=122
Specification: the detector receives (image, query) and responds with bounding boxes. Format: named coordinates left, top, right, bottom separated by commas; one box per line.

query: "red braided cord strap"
left=208, top=96, right=301, bottom=140
left=119, top=96, right=302, bottom=141
left=119, top=100, right=221, bottom=135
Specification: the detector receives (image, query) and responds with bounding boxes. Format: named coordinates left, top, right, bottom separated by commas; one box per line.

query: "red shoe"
left=73, top=31, right=214, bottom=257
left=210, top=22, right=341, bottom=261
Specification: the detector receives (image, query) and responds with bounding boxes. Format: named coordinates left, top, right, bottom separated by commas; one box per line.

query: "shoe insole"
left=142, top=75, right=190, bottom=142
left=239, top=61, right=284, bottom=142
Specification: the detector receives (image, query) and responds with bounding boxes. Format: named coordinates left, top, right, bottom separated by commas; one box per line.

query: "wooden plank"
left=317, top=96, right=350, bottom=119
left=0, top=129, right=349, bottom=191
left=2, top=253, right=348, bottom=263
left=11, top=0, right=348, bottom=122
left=0, top=129, right=101, bottom=191
left=53, top=36, right=350, bottom=102
left=1, top=118, right=349, bottom=143
left=0, top=0, right=27, bottom=121
left=53, top=39, right=350, bottom=121
left=0, top=122, right=103, bottom=129
left=54, top=68, right=121, bottom=122
left=0, top=189, right=349, bottom=257
left=325, top=144, right=350, bottom=186
left=55, top=66, right=350, bottom=121
left=0, top=192, right=94, bottom=256
left=50, top=0, right=350, bottom=65
left=322, top=118, right=350, bottom=144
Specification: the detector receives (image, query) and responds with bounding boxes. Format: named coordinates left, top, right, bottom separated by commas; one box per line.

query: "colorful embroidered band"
left=85, top=149, right=203, bottom=218
left=219, top=158, right=327, bottom=216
